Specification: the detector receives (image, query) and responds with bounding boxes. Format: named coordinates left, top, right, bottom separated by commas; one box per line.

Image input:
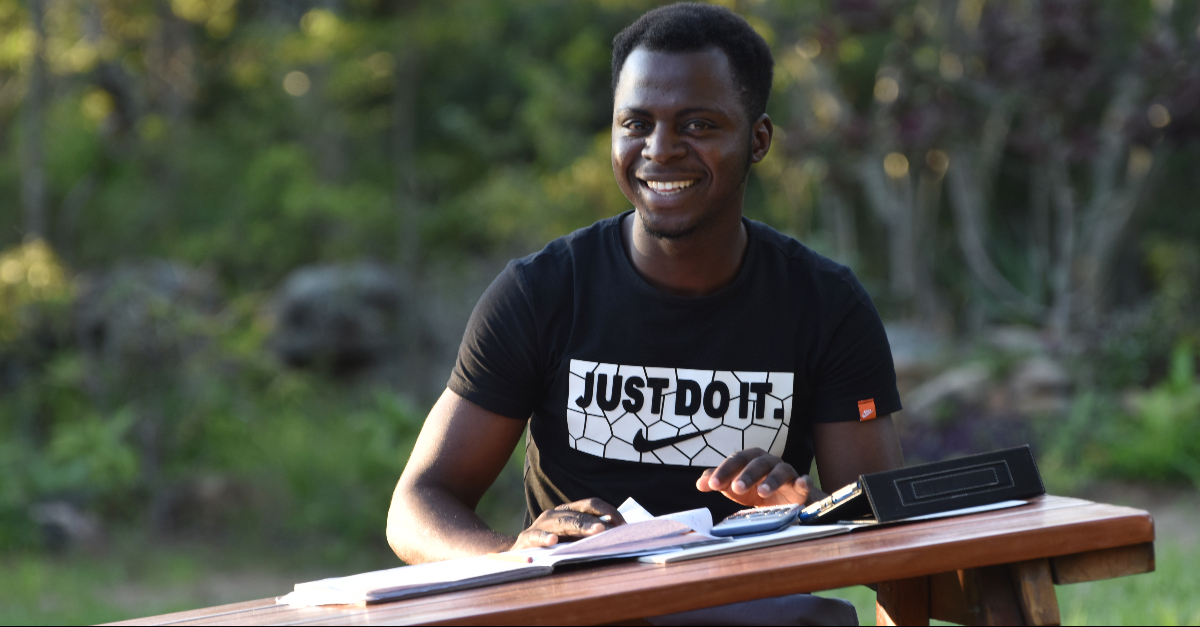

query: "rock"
left=986, top=326, right=1045, bottom=354
left=29, top=501, right=106, bottom=554
left=74, top=261, right=221, bottom=375
left=1008, top=356, right=1072, bottom=415
left=904, top=362, right=993, bottom=418
left=271, top=263, right=408, bottom=378
left=155, top=474, right=255, bottom=532
left=885, top=322, right=950, bottom=395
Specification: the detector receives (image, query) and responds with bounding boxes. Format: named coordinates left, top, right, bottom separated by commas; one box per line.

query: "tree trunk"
left=19, top=0, right=48, bottom=241
left=393, top=48, right=420, bottom=269
left=819, top=183, right=857, bottom=267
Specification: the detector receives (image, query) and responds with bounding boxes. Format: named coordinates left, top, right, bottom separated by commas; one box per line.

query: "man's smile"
left=639, top=178, right=699, bottom=196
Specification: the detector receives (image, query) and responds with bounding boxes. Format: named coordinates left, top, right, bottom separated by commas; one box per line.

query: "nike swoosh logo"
left=632, top=428, right=716, bottom=453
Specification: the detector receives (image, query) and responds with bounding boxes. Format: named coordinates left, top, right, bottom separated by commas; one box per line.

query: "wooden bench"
left=110, top=495, right=1154, bottom=626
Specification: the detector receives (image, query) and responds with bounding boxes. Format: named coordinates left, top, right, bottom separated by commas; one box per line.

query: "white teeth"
left=644, top=179, right=697, bottom=194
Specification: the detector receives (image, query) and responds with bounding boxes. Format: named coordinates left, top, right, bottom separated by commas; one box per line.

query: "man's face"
left=612, top=46, right=769, bottom=240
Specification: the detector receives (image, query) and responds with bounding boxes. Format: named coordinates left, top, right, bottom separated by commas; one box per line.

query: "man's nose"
left=642, top=125, right=687, bottom=163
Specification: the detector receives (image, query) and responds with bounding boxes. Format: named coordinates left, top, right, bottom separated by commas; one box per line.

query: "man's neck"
left=620, top=209, right=748, bottom=297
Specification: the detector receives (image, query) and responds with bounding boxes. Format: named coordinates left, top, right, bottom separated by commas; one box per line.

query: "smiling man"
left=387, top=4, right=902, bottom=624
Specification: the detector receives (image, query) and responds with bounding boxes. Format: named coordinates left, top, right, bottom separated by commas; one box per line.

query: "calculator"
left=709, top=504, right=802, bottom=537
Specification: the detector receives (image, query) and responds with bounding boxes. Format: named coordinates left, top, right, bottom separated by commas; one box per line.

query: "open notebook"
left=277, top=499, right=722, bottom=607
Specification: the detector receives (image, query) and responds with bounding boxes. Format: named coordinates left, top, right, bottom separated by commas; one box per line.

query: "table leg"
left=916, top=560, right=1061, bottom=626
left=1010, top=560, right=1061, bottom=626
left=876, top=576, right=930, bottom=626
left=962, top=564, right=1028, bottom=625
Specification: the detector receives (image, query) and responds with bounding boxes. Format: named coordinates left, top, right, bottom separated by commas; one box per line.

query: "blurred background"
left=0, top=0, right=1197, bottom=624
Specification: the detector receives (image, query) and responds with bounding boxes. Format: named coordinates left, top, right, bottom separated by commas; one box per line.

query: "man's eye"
left=624, top=120, right=649, bottom=131
left=686, top=121, right=713, bottom=131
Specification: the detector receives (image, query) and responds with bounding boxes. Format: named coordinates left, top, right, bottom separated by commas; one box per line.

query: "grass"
left=816, top=537, right=1200, bottom=626
left=0, top=535, right=401, bottom=626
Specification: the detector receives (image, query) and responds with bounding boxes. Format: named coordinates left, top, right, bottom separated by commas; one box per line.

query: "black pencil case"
left=799, top=445, right=1046, bottom=524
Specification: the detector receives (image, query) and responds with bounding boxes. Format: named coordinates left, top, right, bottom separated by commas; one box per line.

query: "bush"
left=1041, top=342, right=1200, bottom=491
left=0, top=245, right=436, bottom=553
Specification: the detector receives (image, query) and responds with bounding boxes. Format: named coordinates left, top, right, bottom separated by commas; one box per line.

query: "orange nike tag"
left=858, top=399, right=877, bottom=421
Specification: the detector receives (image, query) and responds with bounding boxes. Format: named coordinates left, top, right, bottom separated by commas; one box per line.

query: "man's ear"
left=749, top=113, right=773, bottom=164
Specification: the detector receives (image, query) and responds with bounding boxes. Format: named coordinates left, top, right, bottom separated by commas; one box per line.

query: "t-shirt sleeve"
left=447, top=261, right=543, bottom=420
left=808, top=274, right=903, bottom=423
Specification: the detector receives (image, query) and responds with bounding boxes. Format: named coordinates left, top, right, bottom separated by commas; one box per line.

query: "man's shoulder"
left=747, top=219, right=857, bottom=288
left=510, top=212, right=623, bottom=280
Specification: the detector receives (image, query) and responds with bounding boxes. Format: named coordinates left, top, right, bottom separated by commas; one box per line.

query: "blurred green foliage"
left=0, top=264, right=424, bottom=550
left=1039, top=234, right=1200, bottom=491
left=0, top=2, right=1197, bottom=607
left=1111, top=343, right=1200, bottom=485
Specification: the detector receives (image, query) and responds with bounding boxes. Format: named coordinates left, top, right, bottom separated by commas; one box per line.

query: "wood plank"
left=962, top=565, right=1025, bottom=625
left=1050, top=542, right=1156, bottom=585
left=876, top=577, right=930, bottom=626
left=929, top=562, right=1060, bottom=627
left=1009, top=560, right=1060, bottom=626
left=109, top=497, right=1155, bottom=626
left=100, top=598, right=283, bottom=626
left=928, top=571, right=970, bottom=625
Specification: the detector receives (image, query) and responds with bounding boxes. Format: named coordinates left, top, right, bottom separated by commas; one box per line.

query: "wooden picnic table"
left=110, top=495, right=1154, bottom=626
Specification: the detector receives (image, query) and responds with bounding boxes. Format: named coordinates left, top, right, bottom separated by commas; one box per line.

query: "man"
left=387, top=3, right=903, bottom=623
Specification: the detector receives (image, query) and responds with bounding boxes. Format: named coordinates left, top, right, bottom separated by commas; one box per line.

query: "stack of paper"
left=277, top=556, right=551, bottom=607
left=511, top=517, right=725, bottom=566
left=278, top=502, right=723, bottom=607
left=638, top=524, right=850, bottom=564
left=281, top=496, right=999, bottom=607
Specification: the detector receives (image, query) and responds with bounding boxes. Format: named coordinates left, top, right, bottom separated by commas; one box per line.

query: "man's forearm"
left=386, top=480, right=516, bottom=564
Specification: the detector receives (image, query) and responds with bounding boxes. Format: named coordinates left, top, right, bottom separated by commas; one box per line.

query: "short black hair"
left=611, top=3, right=774, bottom=121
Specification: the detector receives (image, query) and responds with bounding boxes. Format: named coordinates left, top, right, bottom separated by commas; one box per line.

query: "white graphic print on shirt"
left=567, top=359, right=793, bottom=466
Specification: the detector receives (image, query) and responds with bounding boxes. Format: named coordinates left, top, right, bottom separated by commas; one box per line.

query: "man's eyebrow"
left=615, top=106, right=730, bottom=118
left=673, top=106, right=728, bottom=118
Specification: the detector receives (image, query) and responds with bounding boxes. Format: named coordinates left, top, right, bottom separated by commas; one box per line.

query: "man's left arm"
left=811, top=414, right=903, bottom=492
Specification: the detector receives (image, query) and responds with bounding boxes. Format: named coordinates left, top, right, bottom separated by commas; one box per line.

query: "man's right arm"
left=386, top=389, right=623, bottom=564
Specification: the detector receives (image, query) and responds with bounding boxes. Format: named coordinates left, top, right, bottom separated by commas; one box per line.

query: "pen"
left=599, top=515, right=613, bottom=524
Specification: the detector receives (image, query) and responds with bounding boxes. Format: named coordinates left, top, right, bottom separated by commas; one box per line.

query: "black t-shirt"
left=448, top=211, right=901, bottom=523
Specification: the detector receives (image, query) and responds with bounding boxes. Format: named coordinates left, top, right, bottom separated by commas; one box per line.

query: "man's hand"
left=696, top=448, right=829, bottom=508
left=510, top=498, right=626, bottom=550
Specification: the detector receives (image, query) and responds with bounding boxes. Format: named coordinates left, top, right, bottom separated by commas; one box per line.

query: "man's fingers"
left=707, top=448, right=765, bottom=489
left=578, top=497, right=625, bottom=525
left=796, top=475, right=828, bottom=504
left=755, top=463, right=799, bottom=497
left=554, top=498, right=625, bottom=526
left=512, top=529, right=559, bottom=550
left=782, top=475, right=811, bottom=501
left=541, top=509, right=607, bottom=536
left=732, top=454, right=778, bottom=494
left=518, top=498, right=626, bottom=551
left=696, top=468, right=715, bottom=491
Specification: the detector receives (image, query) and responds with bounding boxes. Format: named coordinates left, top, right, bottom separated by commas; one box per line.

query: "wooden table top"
left=110, top=495, right=1154, bottom=626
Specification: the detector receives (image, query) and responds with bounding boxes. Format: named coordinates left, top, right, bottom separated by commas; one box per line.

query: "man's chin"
left=637, top=210, right=703, bottom=241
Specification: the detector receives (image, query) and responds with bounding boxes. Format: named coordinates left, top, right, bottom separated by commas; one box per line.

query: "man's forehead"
left=613, top=46, right=741, bottom=115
